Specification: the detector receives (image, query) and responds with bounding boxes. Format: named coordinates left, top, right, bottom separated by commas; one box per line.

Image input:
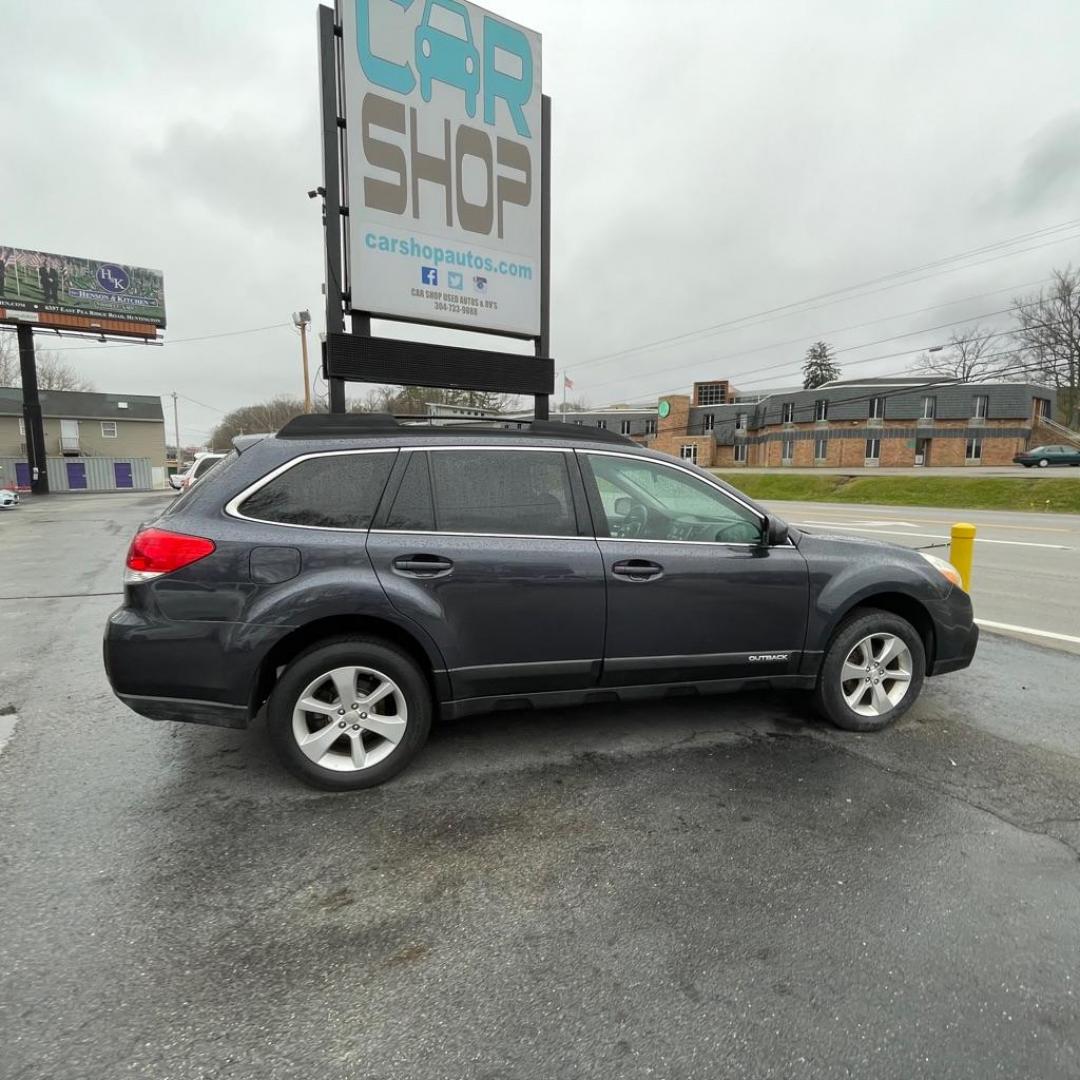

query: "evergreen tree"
left=802, top=342, right=840, bottom=389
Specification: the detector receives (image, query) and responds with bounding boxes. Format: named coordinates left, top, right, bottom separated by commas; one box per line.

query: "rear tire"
left=1038, top=458, right=1050, bottom=468
left=267, top=637, right=432, bottom=791
left=813, top=609, right=925, bottom=733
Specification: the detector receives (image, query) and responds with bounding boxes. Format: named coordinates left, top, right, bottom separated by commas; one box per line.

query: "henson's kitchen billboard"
left=0, top=246, right=165, bottom=334
left=341, top=0, right=542, bottom=336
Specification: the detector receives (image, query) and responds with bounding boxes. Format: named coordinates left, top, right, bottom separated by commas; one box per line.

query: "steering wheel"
left=713, top=520, right=759, bottom=544
left=623, top=503, right=648, bottom=538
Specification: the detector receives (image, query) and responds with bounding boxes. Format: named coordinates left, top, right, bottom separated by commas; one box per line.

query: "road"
left=2, top=493, right=1080, bottom=1080
left=761, top=500, right=1080, bottom=654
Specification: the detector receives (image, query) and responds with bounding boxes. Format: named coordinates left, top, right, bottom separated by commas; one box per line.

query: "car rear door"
left=578, top=450, right=810, bottom=686
left=367, top=446, right=606, bottom=702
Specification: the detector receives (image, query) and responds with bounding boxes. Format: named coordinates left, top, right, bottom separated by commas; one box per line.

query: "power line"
left=567, top=220, right=1080, bottom=375
left=44, top=322, right=292, bottom=353
left=587, top=303, right=1070, bottom=407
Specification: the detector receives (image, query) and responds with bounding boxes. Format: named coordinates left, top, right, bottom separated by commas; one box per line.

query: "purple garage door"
left=15, top=462, right=31, bottom=490
left=66, top=462, right=87, bottom=489
left=113, top=462, right=133, bottom=488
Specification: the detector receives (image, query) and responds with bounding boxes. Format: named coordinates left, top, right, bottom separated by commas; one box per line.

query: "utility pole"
left=293, top=310, right=313, bottom=413
left=170, top=391, right=181, bottom=472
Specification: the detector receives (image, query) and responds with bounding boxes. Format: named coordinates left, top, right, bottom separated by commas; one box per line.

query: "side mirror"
left=613, top=496, right=633, bottom=517
left=761, top=516, right=789, bottom=547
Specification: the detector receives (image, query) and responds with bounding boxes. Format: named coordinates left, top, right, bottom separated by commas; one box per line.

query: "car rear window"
left=427, top=449, right=577, bottom=536
left=237, top=451, right=395, bottom=529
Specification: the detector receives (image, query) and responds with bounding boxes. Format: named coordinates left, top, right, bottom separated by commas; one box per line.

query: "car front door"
left=578, top=450, right=810, bottom=686
left=367, top=446, right=607, bottom=701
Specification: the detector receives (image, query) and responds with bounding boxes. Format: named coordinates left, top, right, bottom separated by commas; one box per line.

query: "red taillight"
left=125, top=528, right=215, bottom=581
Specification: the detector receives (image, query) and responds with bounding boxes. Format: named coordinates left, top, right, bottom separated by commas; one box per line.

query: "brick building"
left=558, top=376, right=1063, bottom=468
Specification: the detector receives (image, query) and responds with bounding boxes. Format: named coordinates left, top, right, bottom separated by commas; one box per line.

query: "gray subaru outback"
left=104, top=414, right=977, bottom=790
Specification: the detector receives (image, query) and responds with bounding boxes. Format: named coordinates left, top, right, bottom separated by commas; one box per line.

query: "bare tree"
left=350, top=386, right=520, bottom=415
left=34, top=355, right=95, bottom=392
left=0, top=334, right=18, bottom=385
left=0, top=336, right=95, bottom=391
left=911, top=324, right=1005, bottom=382
left=1011, top=268, right=1080, bottom=429
left=208, top=396, right=306, bottom=449
left=555, top=395, right=591, bottom=413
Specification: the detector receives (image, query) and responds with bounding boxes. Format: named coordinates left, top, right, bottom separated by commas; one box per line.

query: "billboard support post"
left=17, top=324, right=49, bottom=496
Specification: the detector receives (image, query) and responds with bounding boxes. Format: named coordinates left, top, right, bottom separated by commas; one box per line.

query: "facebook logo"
left=421, top=266, right=438, bottom=286
left=448, top=271, right=464, bottom=289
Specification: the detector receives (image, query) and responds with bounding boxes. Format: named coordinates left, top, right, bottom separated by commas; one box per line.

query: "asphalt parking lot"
left=2, top=492, right=1080, bottom=1079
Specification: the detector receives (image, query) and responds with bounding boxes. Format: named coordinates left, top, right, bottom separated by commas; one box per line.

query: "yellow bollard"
left=950, top=522, right=976, bottom=591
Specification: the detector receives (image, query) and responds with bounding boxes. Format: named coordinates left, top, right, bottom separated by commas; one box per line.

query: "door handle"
left=392, top=554, right=454, bottom=578
left=611, top=559, right=663, bottom=582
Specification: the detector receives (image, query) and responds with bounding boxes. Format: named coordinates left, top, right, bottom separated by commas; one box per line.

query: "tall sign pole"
left=318, top=3, right=347, bottom=414
left=534, top=94, right=551, bottom=420
left=319, top=0, right=553, bottom=416
left=17, top=324, right=49, bottom=495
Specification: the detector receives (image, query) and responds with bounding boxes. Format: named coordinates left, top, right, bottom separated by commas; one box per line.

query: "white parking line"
left=792, top=522, right=1072, bottom=550
left=975, top=619, right=1080, bottom=645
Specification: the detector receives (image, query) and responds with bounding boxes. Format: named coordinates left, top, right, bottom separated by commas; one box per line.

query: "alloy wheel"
left=839, top=633, right=913, bottom=717
left=291, top=665, right=407, bottom=772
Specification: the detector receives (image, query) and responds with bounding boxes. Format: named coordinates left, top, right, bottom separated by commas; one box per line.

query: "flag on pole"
left=564, top=374, right=575, bottom=390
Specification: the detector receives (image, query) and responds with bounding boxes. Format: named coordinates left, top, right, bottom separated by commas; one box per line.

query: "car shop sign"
left=341, top=0, right=542, bottom=336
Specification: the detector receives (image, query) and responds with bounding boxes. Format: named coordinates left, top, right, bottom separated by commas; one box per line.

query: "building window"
left=733, top=443, right=747, bottom=463
left=973, top=395, right=988, bottom=419
left=703, top=413, right=715, bottom=432
left=680, top=444, right=698, bottom=464
left=101, top=421, right=118, bottom=438
left=620, top=419, right=632, bottom=435
left=697, top=383, right=724, bottom=406
left=596, top=420, right=607, bottom=430
left=782, top=438, right=794, bottom=461
left=645, top=418, right=656, bottom=435
left=815, top=437, right=828, bottom=459
left=815, top=399, right=828, bottom=422
left=735, top=412, right=748, bottom=430
left=922, top=396, right=937, bottom=419
left=868, top=396, right=885, bottom=420
left=782, top=402, right=795, bottom=424
left=966, top=437, right=982, bottom=461
left=865, top=438, right=881, bottom=461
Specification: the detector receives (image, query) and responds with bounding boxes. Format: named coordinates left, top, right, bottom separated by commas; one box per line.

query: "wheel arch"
left=249, top=614, right=449, bottom=719
left=828, top=591, right=936, bottom=666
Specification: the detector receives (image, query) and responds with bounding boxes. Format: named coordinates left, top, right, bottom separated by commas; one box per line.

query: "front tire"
left=267, top=637, right=432, bottom=790
left=813, top=609, right=925, bottom=732
left=1038, top=458, right=1050, bottom=468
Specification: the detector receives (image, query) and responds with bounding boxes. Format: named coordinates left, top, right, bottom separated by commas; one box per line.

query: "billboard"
left=340, top=0, right=542, bottom=336
left=0, top=246, right=165, bottom=336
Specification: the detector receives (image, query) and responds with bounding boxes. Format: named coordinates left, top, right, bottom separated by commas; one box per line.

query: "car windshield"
left=427, top=3, right=468, bottom=37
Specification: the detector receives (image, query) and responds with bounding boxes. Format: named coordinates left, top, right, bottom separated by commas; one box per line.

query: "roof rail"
left=276, top=412, right=635, bottom=445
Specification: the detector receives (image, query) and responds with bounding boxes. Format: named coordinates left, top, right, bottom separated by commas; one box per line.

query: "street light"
left=293, top=310, right=312, bottom=413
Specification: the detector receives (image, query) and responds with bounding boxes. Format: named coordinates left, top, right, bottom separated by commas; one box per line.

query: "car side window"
left=583, top=453, right=763, bottom=544
left=385, top=451, right=435, bottom=531
left=428, top=450, right=577, bottom=536
left=237, top=452, right=395, bottom=529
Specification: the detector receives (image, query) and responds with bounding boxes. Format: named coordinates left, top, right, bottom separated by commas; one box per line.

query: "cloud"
left=1002, top=111, right=1080, bottom=214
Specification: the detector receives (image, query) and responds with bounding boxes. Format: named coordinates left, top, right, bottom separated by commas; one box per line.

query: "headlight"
left=919, top=551, right=963, bottom=589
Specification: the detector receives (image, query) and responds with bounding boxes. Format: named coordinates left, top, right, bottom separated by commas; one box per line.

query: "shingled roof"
left=0, top=386, right=164, bottom=422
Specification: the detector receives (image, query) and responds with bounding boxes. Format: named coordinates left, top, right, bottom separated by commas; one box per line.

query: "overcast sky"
left=3, top=0, right=1080, bottom=442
